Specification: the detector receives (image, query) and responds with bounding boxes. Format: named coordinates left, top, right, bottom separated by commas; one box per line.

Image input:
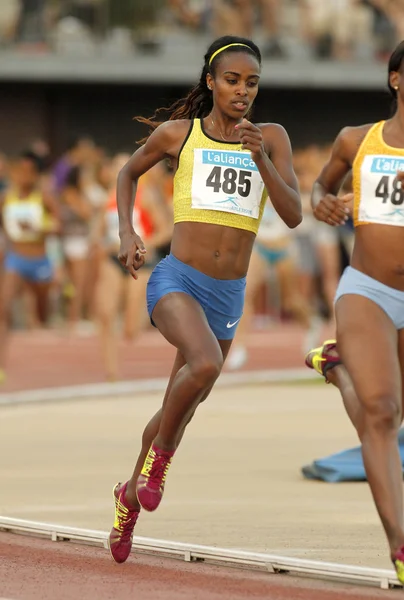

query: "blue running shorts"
left=4, top=251, right=53, bottom=283
left=147, top=253, right=246, bottom=340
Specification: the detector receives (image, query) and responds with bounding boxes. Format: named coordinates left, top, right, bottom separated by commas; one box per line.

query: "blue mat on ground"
left=302, top=429, right=404, bottom=482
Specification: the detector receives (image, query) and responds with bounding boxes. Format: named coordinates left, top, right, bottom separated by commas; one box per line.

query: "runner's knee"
left=189, top=353, right=223, bottom=389
left=361, top=395, right=401, bottom=436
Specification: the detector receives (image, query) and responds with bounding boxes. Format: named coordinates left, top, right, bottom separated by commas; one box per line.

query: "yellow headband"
left=208, top=43, right=251, bottom=66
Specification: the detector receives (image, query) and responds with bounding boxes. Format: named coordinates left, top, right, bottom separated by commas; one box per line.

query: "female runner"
left=109, top=35, right=302, bottom=563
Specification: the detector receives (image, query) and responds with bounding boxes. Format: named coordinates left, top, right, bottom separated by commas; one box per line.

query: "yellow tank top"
left=353, top=120, right=404, bottom=227
left=173, top=119, right=267, bottom=234
left=3, top=188, right=46, bottom=242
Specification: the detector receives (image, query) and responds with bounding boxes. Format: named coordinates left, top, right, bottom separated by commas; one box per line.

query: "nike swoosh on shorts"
left=226, top=319, right=241, bottom=328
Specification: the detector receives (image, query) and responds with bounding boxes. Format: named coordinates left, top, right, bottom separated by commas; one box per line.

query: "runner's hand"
left=341, top=192, right=354, bottom=217
left=314, top=194, right=350, bottom=226
left=118, top=231, right=146, bottom=279
left=235, top=119, right=264, bottom=160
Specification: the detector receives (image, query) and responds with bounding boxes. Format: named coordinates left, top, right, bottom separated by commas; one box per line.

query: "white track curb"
left=0, top=368, right=317, bottom=407
left=0, top=516, right=399, bottom=590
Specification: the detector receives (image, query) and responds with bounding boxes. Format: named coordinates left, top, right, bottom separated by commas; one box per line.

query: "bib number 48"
left=375, top=175, right=404, bottom=205
left=206, top=166, right=252, bottom=198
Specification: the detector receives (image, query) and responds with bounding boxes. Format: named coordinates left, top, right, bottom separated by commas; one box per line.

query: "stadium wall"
left=0, top=82, right=393, bottom=156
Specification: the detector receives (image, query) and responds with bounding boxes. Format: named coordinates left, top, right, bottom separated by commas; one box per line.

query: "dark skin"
left=311, top=66, right=404, bottom=559
left=118, top=53, right=301, bottom=278
left=312, top=120, right=404, bottom=290
left=117, top=51, right=301, bottom=508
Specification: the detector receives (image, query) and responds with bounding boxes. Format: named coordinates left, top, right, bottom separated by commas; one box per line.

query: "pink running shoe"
left=108, top=482, right=140, bottom=563
left=136, top=444, right=174, bottom=512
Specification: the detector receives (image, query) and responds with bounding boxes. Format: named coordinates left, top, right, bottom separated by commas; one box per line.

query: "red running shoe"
left=108, top=481, right=139, bottom=563
left=136, top=444, right=174, bottom=512
left=393, top=546, right=404, bottom=584
left=305, top=339, right=341, bottom=382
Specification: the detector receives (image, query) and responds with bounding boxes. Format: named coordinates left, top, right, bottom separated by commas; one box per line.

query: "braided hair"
left=136, top=35, right=261, bottom=144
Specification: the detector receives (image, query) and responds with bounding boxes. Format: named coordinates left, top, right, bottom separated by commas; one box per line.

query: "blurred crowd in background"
left=0, top=0, right=403, bottom=61
left=0, top=0, right=374, bottom=385
left=0, top=137, right=354, bottom=380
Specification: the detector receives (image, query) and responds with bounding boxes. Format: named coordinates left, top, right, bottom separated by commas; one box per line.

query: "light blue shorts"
left=4, top=251, right=53, bottom=283
left=146, top=253, right=246, bottom=340
left=335, top=266, right=404, bottom=330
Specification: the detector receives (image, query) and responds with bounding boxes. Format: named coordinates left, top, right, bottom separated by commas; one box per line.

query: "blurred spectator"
left=0, top=0, right=20, bottom=46
left=211, top=0, right=286, bottom=58
left=0, top=134, right=354, bottom=383
left=84, top=155, right=112, bottom=320
left=366, top=0, right=404, bottom=58
left=0, top=150, right=60, bottom=383
left=52, top=136, right=95, bottom=195
left=108, top=0, right=164, bottom=52
left=62, top=0, right=101, bottom=30
left=14, top=0, right=47, bottom=48
left=293, top=145, right=341, bottom=322
left=85, top=155, right=111, bottom=215
left=95, top=157, right=173, bottom=381
left=227, top=199, right=320, bottom=371
left=167, top=0, right=209, bottom=30
left=30, top=138, right=51, bottom=173
left=299, top=0, right=374, bottom=60
left=0, top=152, right=10, bottom=194
left=0, top=153, right=9, bottom=275
left=59, top=165, right=93, bottom=332
left=0, top=0, right=401, bottom=62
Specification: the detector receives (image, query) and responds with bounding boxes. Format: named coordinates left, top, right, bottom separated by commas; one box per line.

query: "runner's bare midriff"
left=352, top=225, right=404, bottom=290
left=11, top=240, right=47, bottom=258
left=170, top=221, right=255, bottom=279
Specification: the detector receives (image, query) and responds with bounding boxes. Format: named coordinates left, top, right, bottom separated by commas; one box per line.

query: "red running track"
left=0, top=534, right=398, bottom=600
left=2, top=323, right=320, bottom=393
left=2, top=322, right=353, bottom=600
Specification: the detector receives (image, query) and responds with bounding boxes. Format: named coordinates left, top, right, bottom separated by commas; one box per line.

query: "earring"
left=395, top=86, right=399, bottom=90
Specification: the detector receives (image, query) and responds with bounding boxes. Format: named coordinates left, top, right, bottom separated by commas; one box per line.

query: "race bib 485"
left=191, top=149, right=264, bottom=219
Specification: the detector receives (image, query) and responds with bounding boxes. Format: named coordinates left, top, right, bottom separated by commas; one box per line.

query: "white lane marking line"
left=0, top=516, right=399, bottom=590
left=0, top=368, right=316, bottom=407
